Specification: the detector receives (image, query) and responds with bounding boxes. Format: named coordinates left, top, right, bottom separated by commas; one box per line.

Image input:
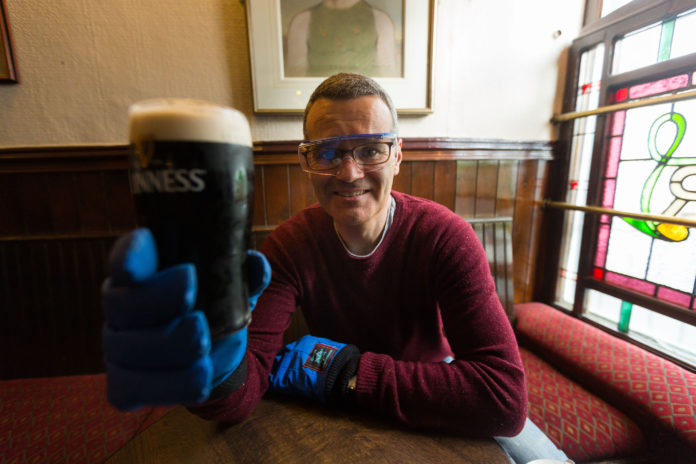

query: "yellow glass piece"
left=656, top=223, right=689, bottom=241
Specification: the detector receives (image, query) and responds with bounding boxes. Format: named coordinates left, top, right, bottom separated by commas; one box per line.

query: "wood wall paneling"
left=252, top=168, right=266, bottom=226
left=433, top=160, right=457, bottom=211
left=410, top=161, right=435, bottom=200
left=455, top=161, right=478, bottom=217
left=288, top=165, right=316, bottom=218
left=513, top=160, right=550, bottom=302
left=0, top=174, right=21, bottom=235
left=0, top=140, right=552, bottom=379
left=392, top=161, right=412, bottom=197
left=261, top=165, right=292, bottom=226
left=0, top=238, right=112, bottom=378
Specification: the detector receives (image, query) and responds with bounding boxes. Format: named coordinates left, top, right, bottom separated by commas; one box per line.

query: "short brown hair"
left=303, top=73, right=398, bottom=139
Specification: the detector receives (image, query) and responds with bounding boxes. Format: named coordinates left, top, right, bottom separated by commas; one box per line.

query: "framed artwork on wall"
left=0, top=0, right=17, bottom=83
left=246, top=0, right=434, bottom=114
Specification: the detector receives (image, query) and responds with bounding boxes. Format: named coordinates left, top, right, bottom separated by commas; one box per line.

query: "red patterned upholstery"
left=515, top=302, right=696, bottom=455
left=520, top=347, right=645, bottom=461
left=0, top=374, right=171, bottom=463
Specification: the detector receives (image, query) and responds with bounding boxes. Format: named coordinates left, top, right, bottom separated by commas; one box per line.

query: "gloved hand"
left=268, top=334, right=360, bottom=404
left=101, top=228, right=271, bottom=411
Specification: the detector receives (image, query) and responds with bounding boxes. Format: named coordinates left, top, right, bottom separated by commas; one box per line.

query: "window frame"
left=543, top=0, right=696, bottom=371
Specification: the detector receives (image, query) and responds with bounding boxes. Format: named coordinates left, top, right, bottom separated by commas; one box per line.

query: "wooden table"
left=106, top=394, right=509, bottom=463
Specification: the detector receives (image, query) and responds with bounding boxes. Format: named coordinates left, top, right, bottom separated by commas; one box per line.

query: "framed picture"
left=246, top=0, right=434, bottom=114
left=0, top=0, right=17, bottom=83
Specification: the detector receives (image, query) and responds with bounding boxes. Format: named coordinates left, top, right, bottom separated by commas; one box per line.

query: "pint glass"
left=128, top=99, right=254, bottom=339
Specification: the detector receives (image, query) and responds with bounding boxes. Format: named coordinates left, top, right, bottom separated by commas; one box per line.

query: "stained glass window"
left=612, top=8, right=696, bottom=75
left=555, top=44, right=604, bottom=307
left=555, top=0, right=696, bottom=367
left=592, top=72, right=696, bottom=310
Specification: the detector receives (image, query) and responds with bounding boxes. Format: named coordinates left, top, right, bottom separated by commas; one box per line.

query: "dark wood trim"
left=0, top=231, right=128, bottom=242
left=1, top=138, right=555, bottom=172
left=0, top=226, right=291, bottom=242
left=582, top=0, right=601, bottom=27
left=402, top=150, right=552, bottom=161
left=0, top=145, right=130, bottom=173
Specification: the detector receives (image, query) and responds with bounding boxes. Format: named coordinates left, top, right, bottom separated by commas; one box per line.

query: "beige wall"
left=0, top=0, right=583, bottom=148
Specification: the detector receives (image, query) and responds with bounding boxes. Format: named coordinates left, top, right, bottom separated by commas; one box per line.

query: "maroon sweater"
left=191, top=192, right=527, bottom=436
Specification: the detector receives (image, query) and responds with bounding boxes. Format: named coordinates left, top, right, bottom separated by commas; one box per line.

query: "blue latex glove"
left=269, top=334, right=360, bottom=404
left=101, top=228, right=271, bottom=411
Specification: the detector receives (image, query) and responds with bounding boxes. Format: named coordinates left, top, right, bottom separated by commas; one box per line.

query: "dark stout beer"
left=128, top=99, right=254, bottom=339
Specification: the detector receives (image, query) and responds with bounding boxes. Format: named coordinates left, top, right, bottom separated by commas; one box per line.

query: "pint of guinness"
left=128, top=99, right=254, bottom=340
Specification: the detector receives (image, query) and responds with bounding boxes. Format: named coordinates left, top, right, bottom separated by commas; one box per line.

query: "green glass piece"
left=622, top=112, right=688, bottom=241
left=658, top=20, right=675, bottom=62
left=618, top=301, right=633, bottom=332
left=623, top=217, right=660, bottom=238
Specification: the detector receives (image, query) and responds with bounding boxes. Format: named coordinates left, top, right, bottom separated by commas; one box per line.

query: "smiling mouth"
left=335, top=190, right=367, bottom=197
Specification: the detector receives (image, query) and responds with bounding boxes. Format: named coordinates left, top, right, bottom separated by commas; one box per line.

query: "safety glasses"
left=298, top=133, right=398, bottom=175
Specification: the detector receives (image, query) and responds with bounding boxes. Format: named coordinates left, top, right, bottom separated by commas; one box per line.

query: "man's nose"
left=334, top=155, right=365, bottom=181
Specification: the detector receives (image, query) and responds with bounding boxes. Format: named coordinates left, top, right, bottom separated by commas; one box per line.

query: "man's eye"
left=315, top=149, right=336, bottom=161
left=362, top=147, right=380, bottom=158
left=356, top=144, right=385, bottom=159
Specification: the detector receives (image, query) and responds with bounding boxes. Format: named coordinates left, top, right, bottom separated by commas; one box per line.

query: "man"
left=102, top=73, right=568, bottom=463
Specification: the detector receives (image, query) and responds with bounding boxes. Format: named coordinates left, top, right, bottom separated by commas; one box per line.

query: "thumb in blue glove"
left=101, top=228, right=271, bottom=411
left=268, top=335, right=360, bottom=405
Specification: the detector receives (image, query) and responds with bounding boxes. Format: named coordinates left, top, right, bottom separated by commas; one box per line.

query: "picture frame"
left=0, top=0, right=17, bottom=83
left=246, top=0, right=434, bottom=114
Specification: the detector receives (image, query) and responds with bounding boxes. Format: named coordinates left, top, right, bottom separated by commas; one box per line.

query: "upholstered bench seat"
left=520, top=346, right=645, bottom=460
left=0, top=374, right=171, bottom=463
left=515, top=302, right=696, bottom=461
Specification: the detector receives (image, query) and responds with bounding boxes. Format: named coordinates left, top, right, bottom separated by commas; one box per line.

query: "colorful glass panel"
left=612, top=8, right=696, bottom=75
left=592, top=72, right=696, bottom=310
left=629, top=74, right=689, bottom=99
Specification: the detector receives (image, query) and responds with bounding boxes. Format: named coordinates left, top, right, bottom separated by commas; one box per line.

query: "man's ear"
left=393, top=138, right=403, bottom=175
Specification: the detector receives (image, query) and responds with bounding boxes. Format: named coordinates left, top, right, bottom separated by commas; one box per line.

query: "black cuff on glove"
left=207, top=353, right=248, bottom=401
left=324, top=344, right=360, bottom=406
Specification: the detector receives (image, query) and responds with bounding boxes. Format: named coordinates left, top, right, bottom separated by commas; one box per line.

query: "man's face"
left=304, top=96, right=402, bottom=232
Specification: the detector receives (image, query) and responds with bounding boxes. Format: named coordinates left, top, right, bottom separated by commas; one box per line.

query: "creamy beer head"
left=129, top=98, right=252, bottom=147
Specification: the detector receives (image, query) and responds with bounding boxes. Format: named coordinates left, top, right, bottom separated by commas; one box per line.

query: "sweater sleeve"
left=186, top=231, right=300, bottom=422
left=354, top=219, right=528, bottom=437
